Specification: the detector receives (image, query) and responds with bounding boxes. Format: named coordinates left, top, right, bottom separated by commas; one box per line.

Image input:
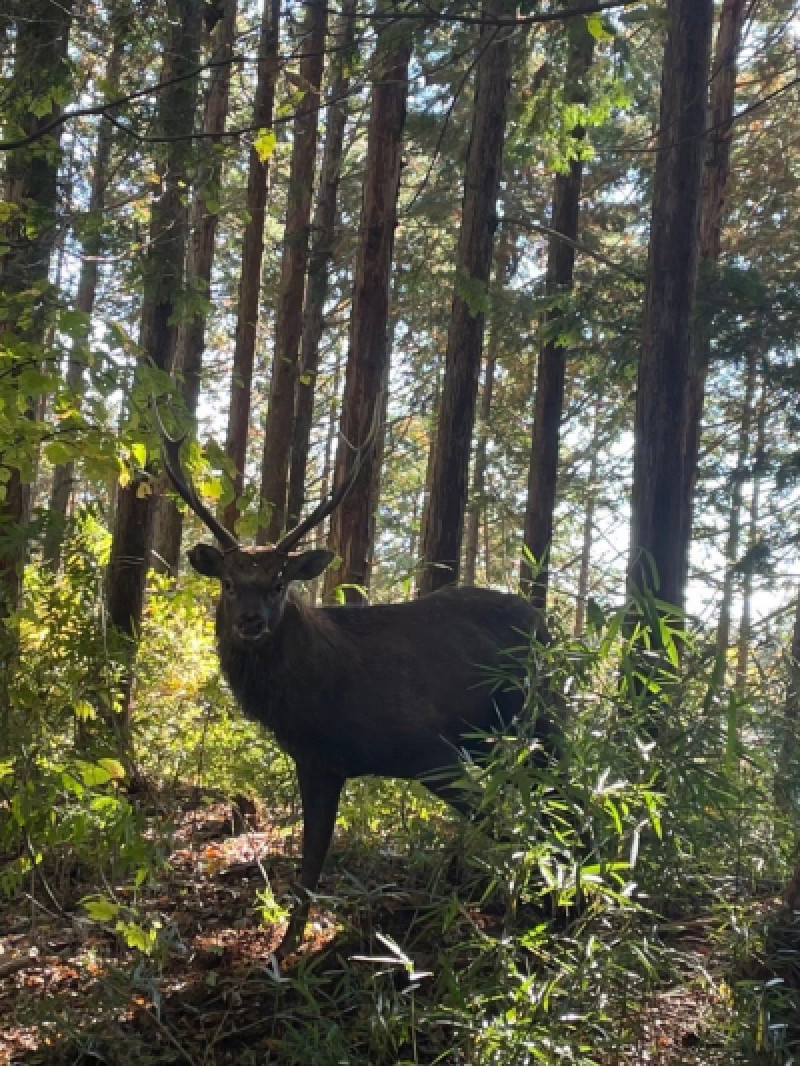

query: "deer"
left=156, top=411, right=558, bottom=955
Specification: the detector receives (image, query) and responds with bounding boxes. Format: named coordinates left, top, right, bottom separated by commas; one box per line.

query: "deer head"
left=153, top=401, right=375, bottom=643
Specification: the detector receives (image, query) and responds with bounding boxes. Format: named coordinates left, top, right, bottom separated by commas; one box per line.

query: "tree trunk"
left=106, top=0, right=202, bottom=750
left=463, top=233, right=515, bottom=586
left=734, top=371, right=766, bottom=694
left=574, top=402, right=600, bottom=637
left=779, top=589, right=800, bottom=814
left=678, top=0, right=747, bottom=599
left=626, top=0, right=713, bottom=613
left=463, top=332, right=497, bottom=589
left=152, top=0, right=238, bottom=574
left=716, top=350, right=756, bottom=661
left=521, top=4, right=594, bottom=608
left=221, top=0, right=280, bottom=533
left=307, top=345, right=344, bottom=605
left=417, top=0, right=513, bottom=596
left=258, top=0, right=328, bottom=544
left=44, top=15, right=128, bottom=572
left=322, top=9, right=412, bottom=603
left=286, top=0, right=357, bottom=529
left=0, top=0, right=74, bottom=616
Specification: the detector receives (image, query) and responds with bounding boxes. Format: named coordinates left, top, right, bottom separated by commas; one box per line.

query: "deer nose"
left=235, top=611, right=267, bottom=641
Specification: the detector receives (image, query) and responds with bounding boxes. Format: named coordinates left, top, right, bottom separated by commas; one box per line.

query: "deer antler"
left=274, top=404, right=381, bottom=555
left=152, top=400, right=239, bottom=553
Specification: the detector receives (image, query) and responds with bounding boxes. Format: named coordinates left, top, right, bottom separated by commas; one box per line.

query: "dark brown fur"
left=187, top=542, right=553, bottom=952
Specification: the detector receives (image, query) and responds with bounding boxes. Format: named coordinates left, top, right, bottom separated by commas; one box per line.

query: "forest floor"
left=0, top=793, right=794, bottom=1066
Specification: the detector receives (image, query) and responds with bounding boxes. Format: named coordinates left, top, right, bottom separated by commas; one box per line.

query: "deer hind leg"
left=277, top=763, right=344, bottom=958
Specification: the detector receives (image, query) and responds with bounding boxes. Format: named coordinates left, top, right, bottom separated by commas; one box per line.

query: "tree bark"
left=463, top=233, right=515, bottom=586
left=521, top=5, right=594, bottom=608
left=106, top=0, right=202, bottom=746
left=152, top=0, right=238, bottom=574
left=44, top=14, right=128, bottom=572
left=716, top=350, right=756, bottom=661
left=258, top=0, right=328, bottom=544
left=574, top=402, right=600, bottom=637
left=418, top=0, right=513, bottom=596
left=734, top=370, right=766, bottom=694
left=221, top=0, right=280, bottom=533
left=678, top=0, right=747, bottom=600
left=779, top=589, right=800, bottom=814
left=286, top=0, right=357, bottom=529
left=321, top=9, right=412, bottom=602
left=0, top=0, right=74, bottom=615
left=626, top=0, right=713, bottom=613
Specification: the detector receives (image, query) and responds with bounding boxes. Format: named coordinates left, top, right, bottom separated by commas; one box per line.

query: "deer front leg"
left=277, top=763, right=344, bottom=957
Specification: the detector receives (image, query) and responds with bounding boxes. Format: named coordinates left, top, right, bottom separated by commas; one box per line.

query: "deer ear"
left=283, top=550, right=334, bottom=583
left=188, top=543, right=225, bottom=578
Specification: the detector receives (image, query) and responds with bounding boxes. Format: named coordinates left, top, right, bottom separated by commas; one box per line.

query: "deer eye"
left=223, top=578, right=235, bottom=594
left=273, top=581, right=285, bottom=595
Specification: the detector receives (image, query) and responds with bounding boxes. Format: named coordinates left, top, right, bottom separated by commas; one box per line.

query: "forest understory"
left=2, top=788, right=798, bottom=1066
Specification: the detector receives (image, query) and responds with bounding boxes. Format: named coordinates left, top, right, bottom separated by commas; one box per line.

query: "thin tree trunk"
left=716, top=350, right=757, bottom=660
left=307, top=345, right=344, bottom=605
left=463, top=340, right=497, bottom=588
left=153, top=0, right=238, bottom=573
left=259, top=0, right=328, bottom=544
left=678, top=0, right=747, bottom=599
left=626, top=0, right=713, bottom=613
left=106, top=0, right=202, bottom=753
left=521, top=3, right=594, bottom=607
left=221, top=0, right=280, bottom=533
left=734, top=371, right=766, bottom=694
left=463, top=230, right=517, bottom=586
left=574, top=403, right=600, bottom=637
left=418, top=0, right=513, bottom=596
left=0, top=0, right=74, bottom=616
left=286, top=0, right=357, bottom=528
left=45, top=15, right=128, bottom=571
left=322, top=8, right=412, bottom=602
left=779, top=590, right=800, bottom=815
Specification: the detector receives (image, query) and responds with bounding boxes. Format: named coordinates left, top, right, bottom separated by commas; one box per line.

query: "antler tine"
left=151, top=399, right=239, bottom=552
left=275, top=404, right=381, bottom=555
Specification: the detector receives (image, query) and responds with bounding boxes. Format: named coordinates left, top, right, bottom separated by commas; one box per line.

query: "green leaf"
left=76, top=760, right=113, bottom=786
left=254, top=128, right=276, bottom=163
left=97, top=758, right=126, bottom=781
left=455, top=271, right=490, bottom=318
left=44, top=441, right=72, bottom=467
left=131, top=441, right=147, bottom=468
left=586, top=13, right=615, bottom=40
left=84, top=897, right=119, bottom=922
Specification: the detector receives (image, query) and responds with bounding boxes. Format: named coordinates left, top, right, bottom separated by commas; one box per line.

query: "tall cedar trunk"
left=521, top=7, right=594, bottom=607
left=574, top=401, right=600, bottom=637
left=678, top=0, right=747, bottom=598
left=463, top=233, right=515, bottom=586
left=0, top=0, right=73, bottom=616
left=417, top=0, right=513, bottom=596
left=321, top=11, right=412, bottom=602
left=221, top=0, right=280, bottom=533
left=152, top=0, right=238, bottom=573
left=286, top=0, right=357, bottom=528
left=462, top=328, right=498, bottom=588
left=716, top=349, right=756, bottom=660
left=106, top=0, right=202, bottom=747
left=45, top=16, right=128, bottom=571
left=734, top=371, right=766, bottom=694
left=779, top=589, right=800, bottom=813
left=414, top=368, right=442, bottom=590
left=258, top=0, right=328, bottom=544
left=626, top=0, right=713, bottom=612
